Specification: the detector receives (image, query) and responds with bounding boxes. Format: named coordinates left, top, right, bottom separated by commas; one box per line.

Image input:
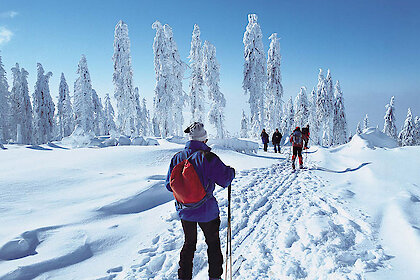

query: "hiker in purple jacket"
left=165, top=122, right=235, bottom=280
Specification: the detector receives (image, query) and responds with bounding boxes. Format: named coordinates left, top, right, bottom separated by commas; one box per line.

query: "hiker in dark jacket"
left=272, top=128, right=282, bottom=153
left=302, top=124, right=310, bottom=150
left=165, top=122, right=235, bottom=280
left=261, top=129, right=269, bottom=152
left=289, top=126, right=308, bottom=169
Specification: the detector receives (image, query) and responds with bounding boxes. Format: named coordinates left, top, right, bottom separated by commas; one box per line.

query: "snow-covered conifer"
left=294, top=87, right=309, bottom=128
left=202, top=40, right=225, bottom=139
left=152, top=21, right=171, bottom=137
left=316, top=69, right=331, bottom=145
left=188, top=24, right=205, bottom=123
left=32, top=63, right=54, bottom=144
left=281, top=97, right=294, bottom=136
left=363, top=114, right=369, bottom=130
left=332, top=81, right=348, bottom=145
left=308, top=87, right=319, bottom=145
left=0, top=54, right=9, bottom=142
left=10, top=64, right=32, bottom=144
left=414, top=116, right=420, bottom=145
left=398, top=108, right=416, bottom=146
left=383, top=96, right=397, bottom=140
left=73, top=55, right=94, bottom=134
left=266, top=33, right=283, bottom=132
left=243, top=14, right=266, bottom=136
left=240, top=110, right=249, bottom=138
left=356, top=122, right=362, bottom=135
left=141, top=98, right=150, bottom=136
left=92, top=89, right=105, bottom=136
left=57, top=73, right=74, bottom=139
left=134, top=87, right=148, bottom=136
left=152, top=21, right=185, bottom=137
left=164, top=24, right=185, bottom=136
left=113, top=20, right=138, bottom=136
left=103, top=93, right=116, bottom=135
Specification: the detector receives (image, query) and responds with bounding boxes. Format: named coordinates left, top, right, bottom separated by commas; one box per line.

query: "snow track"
left=119, top=156, right=390, bottom=280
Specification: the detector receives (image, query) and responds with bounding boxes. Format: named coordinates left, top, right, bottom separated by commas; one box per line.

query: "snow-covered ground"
left=0, top=130, right=419, bottom=279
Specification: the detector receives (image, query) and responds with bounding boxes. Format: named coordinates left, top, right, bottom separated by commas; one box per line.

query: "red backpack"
left=170, top=152, right=209, bottom=208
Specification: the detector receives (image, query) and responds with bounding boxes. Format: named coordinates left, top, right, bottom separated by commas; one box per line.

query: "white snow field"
left=0, top=130, right=419, bottom=280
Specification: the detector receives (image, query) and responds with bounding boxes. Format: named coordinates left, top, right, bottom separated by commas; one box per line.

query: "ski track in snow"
left=117, top=156, right=390, bottom=280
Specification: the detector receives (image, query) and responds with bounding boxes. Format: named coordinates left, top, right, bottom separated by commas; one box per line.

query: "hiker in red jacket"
left=290, top=126, right=308, bottom=169
left=165, top=122, right=235, bottom=280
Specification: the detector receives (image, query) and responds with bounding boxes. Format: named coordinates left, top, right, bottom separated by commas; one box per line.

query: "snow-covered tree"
left=202, top=41, right=225, bottom=139
left=73, top=55, right=94, bottom=134
left=316, top=69, right=332, bottom=145
left=57, top=73, right=74, bottom=139
left=10, top=64, right=32, bottom=144
left=240, top=110, right=249, bottom=138
left=165, top=24, right=185, bottom=136
left=92, top=89, right=105, bottom=136
left=363, top=114, right=369, bottom=130
left=383, top=96, right=397, bottom=140
left=356, top=122, right=362, bottom=135
left=103, top=93, right=116, bottom=135
left=188, top=24, right=205, bottom=123
left=325, top=69, right=334, bottom=106
left=266, top=33, right=283, bottom=132
left=32, top=63, right=54, bottom=144
left=0, top=53, right=9, bottom=142
left=398, top=108, right=416, bottom=146
left=134, top=87, right=148, bottom=136
left=414, top=116, right=420, bottom=145
left=152, top=21, right=172, bottom=137
left=152, top=21, right=185, bottom=137
left=332, top=81, right=348, bottom=145
left=294, top=87, right=310, bottom=128
left=308, top=87, right=319, bottom=145
left=281, top=96, right=294, bottom=137
left=141, top=98, right=151, bottom=136
left=243, top=14, right=266, bottom=136
left=113, top=20, right=138, bottom=136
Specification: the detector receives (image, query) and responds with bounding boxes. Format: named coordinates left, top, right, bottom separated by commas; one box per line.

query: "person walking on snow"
left=290, top=126, right=307, bottom=169
left=261, top=129, right=269, bottom=152
left=272, top=128, right=282, bottom=153
left=165, top=122, right=235, bottom=280
left=302, top=124, right=310, bottom=150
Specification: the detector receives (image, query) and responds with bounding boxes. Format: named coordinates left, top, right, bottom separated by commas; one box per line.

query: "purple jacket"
left=165, top=140, right=235, bottom=222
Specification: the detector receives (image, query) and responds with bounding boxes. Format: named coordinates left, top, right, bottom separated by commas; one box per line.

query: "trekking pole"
left=225, top=184, right=232, bottom=280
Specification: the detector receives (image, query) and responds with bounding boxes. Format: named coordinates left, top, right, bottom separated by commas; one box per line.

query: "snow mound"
left=61, top=126, right=95, bottom=148
left=118, top=136, right=131, bottom=146
left=208, top=138, right=258, bottom=153
left=351, top=128, right=398, bottom=149
left=0, top=231, right=39, bottom=261
left=166, top=136, right=188, bottom=145
left=131, top=136, right=146, bottom=146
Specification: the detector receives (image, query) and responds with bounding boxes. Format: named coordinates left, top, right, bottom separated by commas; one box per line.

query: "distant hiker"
left=272, top=128, right=282, bottom=153
left=261, top=129, right=269, bottom=152
left=165, top=122, right=235, bottom=280
left=290, top=126, right=307, bottom=169
left=302, top=124, right=310, bottom=150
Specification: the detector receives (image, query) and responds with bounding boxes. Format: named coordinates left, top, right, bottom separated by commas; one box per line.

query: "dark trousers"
left=273, top=143, right=281, bottom=153
left=178, top=217, right=223, bottom=279
left=292, top=146, right=303, bottom=165
left=263, top=143, right=268, bottom=151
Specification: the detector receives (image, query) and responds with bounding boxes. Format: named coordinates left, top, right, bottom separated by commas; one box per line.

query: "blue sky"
left=0, top=0, right=419, bottom=135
